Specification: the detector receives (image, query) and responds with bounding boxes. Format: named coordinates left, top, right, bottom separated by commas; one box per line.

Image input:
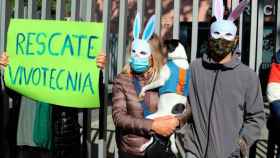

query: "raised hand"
left=0, top=52, right=9, bottom=67
left=96, top=52, right=106, bottom=69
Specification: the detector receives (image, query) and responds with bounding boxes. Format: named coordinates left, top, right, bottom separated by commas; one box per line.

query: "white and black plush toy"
left=139, top=39, right=190, bottom=154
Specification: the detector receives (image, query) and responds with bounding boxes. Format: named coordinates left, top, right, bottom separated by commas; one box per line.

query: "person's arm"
left=112, top=76, right=178, bottom=137
left=112, top=78, right=153, bottom=136
left=240, top=72, right=265, bottom=151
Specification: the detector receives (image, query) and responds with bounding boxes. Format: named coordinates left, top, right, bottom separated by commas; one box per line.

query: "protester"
left=111, top=13, right=191, bottom=158
left=181, top=1, right=265, bottom=158
left=267, top=49, right=280, bottom=157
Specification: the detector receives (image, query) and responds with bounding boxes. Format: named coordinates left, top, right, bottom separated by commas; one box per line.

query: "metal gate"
left=0, top=0, right=280, bottom=158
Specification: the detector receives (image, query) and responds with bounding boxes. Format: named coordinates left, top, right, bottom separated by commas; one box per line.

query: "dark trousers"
left=271, top=100, right=280, bottom=126
left=267, top=100, right=280, bottom=158
left=0, top=86, right=21, bottom=158
left=118, top=150, right=146, bottom=158
left=53, top=106, right=81, bottom=158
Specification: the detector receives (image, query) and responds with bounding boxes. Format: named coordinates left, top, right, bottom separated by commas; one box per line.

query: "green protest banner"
left=4, top=19, right=104, bottom=108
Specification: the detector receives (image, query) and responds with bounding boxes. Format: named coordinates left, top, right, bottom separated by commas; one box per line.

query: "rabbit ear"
left=212, top=0, right=225, bottom=20
left=142, top=15, right=156, bottom=41
left=133, top=13, right=141, bottom=39
left=228, top=0, right=249, bottom=21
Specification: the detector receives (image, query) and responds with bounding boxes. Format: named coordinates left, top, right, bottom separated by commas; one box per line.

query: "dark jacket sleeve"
left=240, top=72, right=265, bottom=147
left=112, top=76, right=153, bottom=136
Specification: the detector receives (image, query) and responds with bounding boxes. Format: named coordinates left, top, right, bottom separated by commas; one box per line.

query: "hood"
left=202, top=53, right=241, bottom=70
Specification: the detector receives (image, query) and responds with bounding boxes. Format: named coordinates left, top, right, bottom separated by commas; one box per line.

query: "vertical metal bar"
left=80, top=0, right=87, bottom=20
left=99, top=0, right=111, bottom=158
left=239, top=12, right=243, bottom=55
left=191, top=0, right=199, bottom=61
left=86, top=0, right=95, bottom=21
left=155, top=0, right=162, bottom=36
left=15, top=0, right=24, bottom=18
left=256, top=0, right=264, bottom=74
left=232, top=0, right=244, bottom=58
left=41, top=0, right=51, bottom=19
left=276, top=0, right=280, bottom=52
left=173, top=0, right=180, bottom=39
left=24, top=6, right=28, bottom=19
left=117, top=0, right=128, bottom=74
left=71, top=0, right=80, bottom=20
left=137, top=0, right=145, bottom=28
left=0, top=0, right=10, bottom=53
left=56, top=0, right=65, bottom=20
left=85, top=1, right=96, bottom=157
left=0, top=1, right=2, bottom=52
left=249, top=0, right=258, bottom=70
left=28, top=0, right=36, bottom=19
left=231, top=0, right=238, bottom=10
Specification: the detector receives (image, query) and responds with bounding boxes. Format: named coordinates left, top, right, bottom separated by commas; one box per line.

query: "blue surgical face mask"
left=129, top=56, right=150, bottom=73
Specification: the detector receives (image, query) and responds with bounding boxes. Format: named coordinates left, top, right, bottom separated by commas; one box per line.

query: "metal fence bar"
left=231, top=0, right=238, bottom=9
left=0, top=0, right=2, bottom=52
left=137, top=0, right=145, bottom=28
left=86, top=0, right=95, bottom=21
left=249, top=0, right=258, bottom=70
left=191, top=0, right=199, bottom=61
left=239, top=12, right=243, bottom=55
left=71, top=0, right=80, bottom=20
left=41, top=0, right=51, bottom=19
left=155, top=0, right=162, bottom=36
left=15, top=0, right=24, bottom=18
left=24, top=6, right=28, bottom=19
left=84, top=1, right=96, bottom=158
left=256, top=0, right=264, bottom=74
left=276, top=0, right=280, bottom=52
left=231, top=0, right=243, bottom=57
left=56, top=0, right=65, bottom=20
left=99, top=0, right=111, bottom=158
left=173, top=0, right=180, bottom=39
left=28, top=0, right=37, bottom=19
left=0, top=0, right=10, bottom=53
left=80, top=0, right=87, bottom=20
left=117, top=0, right=128, bottom=74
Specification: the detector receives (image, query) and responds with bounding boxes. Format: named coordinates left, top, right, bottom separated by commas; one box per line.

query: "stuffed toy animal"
left=139, top=39, right=190, bottom=154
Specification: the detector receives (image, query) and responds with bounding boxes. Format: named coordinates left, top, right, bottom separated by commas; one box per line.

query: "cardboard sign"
left=4, top=19, right=104, bottom=108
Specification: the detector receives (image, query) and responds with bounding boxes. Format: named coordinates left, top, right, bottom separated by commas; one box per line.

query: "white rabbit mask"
left=210, top=0, right=249, bottom=41
left=131, top=13, right=156, bottom=59
left=129, top=13, right=156, bottom=73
